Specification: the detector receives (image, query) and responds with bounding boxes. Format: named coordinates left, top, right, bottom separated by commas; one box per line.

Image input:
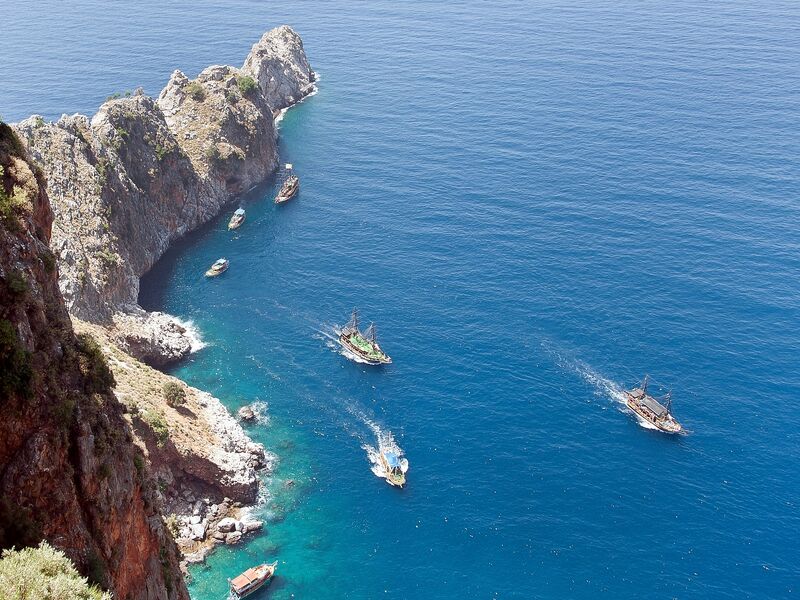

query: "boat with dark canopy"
left=624, top=375, right=682, bottom=433
left=274, top=163, right=299, bottom=204
left=338, top=309, right=392, bottom=365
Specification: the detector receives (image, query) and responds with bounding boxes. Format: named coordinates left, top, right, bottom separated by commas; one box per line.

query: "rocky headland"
left=1, top=25, right=313, bottom=595
left=14, top=25, right=314, bottom=366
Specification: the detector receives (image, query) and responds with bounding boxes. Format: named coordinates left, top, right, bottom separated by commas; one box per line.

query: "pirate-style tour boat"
left=274, top=163, right=299, bottom=204
left=229, top=562, right=277, bottom=598
left=624, top=375, right=682, bottom=434
left=379, top=450, right=408, bottom=488
left=205, top=258, right=229, bottom=277
left=228, top=208, right=246, bottom=230
left=338, top=309, right=392, bottom=365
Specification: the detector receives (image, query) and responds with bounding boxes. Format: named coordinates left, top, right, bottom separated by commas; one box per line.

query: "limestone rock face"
left=111, top=309, right=193, bottom=367
left=14, top=26, right=314, bottom=365
left=0, top=123, right=187, bottom=599
left=241, top=25, right=316, bottom=111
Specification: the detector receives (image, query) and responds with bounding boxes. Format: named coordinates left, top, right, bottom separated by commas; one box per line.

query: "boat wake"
left=274, top=73, right=320, bottom=126
left=315, top=323, right=374, bottom=365
left=361, top=419, right=409, bottom=480
left=246, top=400, right=271, bottom=426
left=546, top=345, right=659, bottom=431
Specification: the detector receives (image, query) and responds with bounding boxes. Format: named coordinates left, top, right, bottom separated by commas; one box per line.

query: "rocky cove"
left=1, top=25, right=314, bottom=598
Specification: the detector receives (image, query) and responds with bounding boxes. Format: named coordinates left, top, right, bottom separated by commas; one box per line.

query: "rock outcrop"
left=14, top=26, right=315, bottom=366
left=73, top=320, right=273, bottom=505
left=72, top=320, right=275, bottom=564
left=0, top=123, right=187, bottom=599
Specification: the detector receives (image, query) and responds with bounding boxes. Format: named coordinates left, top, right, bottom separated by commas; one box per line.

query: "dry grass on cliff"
left=72, top=320, right=219, bottom=460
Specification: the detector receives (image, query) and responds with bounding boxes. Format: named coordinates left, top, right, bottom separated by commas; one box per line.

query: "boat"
left=624, top=375, right=682, bottom=434
left=229, top=562, right=277, bottom=598
left=205, top=258, right=229, bottom=277
left=338, top=309, right=392, bottom=365
left=274, top=164, right=299, bottom=204
left=379, top=450, right=408, bottom=487
left=228, top=208, right=245, bottom=230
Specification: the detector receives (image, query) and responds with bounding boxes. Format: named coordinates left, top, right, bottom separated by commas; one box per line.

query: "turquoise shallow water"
left=3, top=1, right=800, bottom=598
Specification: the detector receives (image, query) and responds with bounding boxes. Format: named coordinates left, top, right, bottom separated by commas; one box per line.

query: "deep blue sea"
left=3, top=1, right=800, bottom=598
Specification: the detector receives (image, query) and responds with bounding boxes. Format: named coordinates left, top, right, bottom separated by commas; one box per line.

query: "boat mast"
left=348, top=308, right=359, bottom=331
left=366, top=323, right=376, bottom=343
left=665, top=390, right=672, bottom=413
left=642, top=374, right=649, bottom=394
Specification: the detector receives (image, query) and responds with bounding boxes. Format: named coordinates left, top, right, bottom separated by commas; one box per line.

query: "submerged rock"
left=238, top=405, right=256, bottom=421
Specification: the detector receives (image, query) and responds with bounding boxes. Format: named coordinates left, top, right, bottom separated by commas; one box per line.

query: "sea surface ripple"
left=3, top=1, right=799, bottom=598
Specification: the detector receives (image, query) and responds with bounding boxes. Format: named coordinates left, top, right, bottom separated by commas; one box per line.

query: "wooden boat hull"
left=378, top=457, right=406, bottom=488
left=233, top=577, right=268, bottom=598
left=338, top=334, right=392, bottom=365
left=275, top=178, right=299, bottom=204
left=205, top=265, right=228, bottom=277
left=230, top=562, right=276, bottom=598
left=624, top=394, right=682, bottom=434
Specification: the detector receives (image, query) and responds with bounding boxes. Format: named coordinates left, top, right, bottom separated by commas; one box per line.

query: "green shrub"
left=53, top=395, right=77, bottom=427
left=33, top=116, right=45, bottom=128
left=4, top=270, right=28, bottom=296
left=154, top=144, right=169, bottom=161
left=98, top=248, right=119, bottom=266
left=162, top=381, right=186, bottom=407
left=98, top=462, right=112, bottom=480
left=185, top=81, right=206, bottom=101
left=40, top=250, right=56, bottom=273
left=236, top=75, right=258, bottom=96
left=225, top=90, right=239, bottom=104
left=133, top=453, right=145, bottom=477
left=95, top=157, right=109, bottom=182
left=0, top=122, right=25, bottom=157
left=85, top=549, right=107, bottom=589
left=0, top=542, right=111, bottom=600
left=142, top=410, right=169, bottom=446
left=75, top=333, right=115, bottom=393
left=0, top=177, right=31, bottom=233
left=204, top=144, right=220, bottom=162
left=164, top=514, right=180, bottom=538
left=0, top=319, right=32, bottom=399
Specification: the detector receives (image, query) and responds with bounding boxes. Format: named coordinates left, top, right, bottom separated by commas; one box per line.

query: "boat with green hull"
left=338, top=309, right=391, bottom=365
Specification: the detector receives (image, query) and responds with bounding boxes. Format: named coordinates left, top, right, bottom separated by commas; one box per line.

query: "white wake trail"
left=546, top=345, right=659, bottom=431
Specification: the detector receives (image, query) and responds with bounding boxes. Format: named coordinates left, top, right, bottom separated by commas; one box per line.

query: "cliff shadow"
left=138, top=177, right=277, bottom=312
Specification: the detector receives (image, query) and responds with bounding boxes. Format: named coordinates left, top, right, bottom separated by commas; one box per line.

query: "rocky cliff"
left=14, top=25, right=315, bottom=366
left=0, top=123, right=187, bottom=599
left=74, top=320, right=274, bottom=562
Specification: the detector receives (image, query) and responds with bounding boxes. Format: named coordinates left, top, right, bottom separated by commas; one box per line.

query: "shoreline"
left=11, top=24, right=317, bottom=572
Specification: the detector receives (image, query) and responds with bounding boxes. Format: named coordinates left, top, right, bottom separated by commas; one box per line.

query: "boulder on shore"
left=225, top=531, right=243, bottom=545
left=238, top=405, right=256, bottom=421
left=217, top=517, right=238, bottom=533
